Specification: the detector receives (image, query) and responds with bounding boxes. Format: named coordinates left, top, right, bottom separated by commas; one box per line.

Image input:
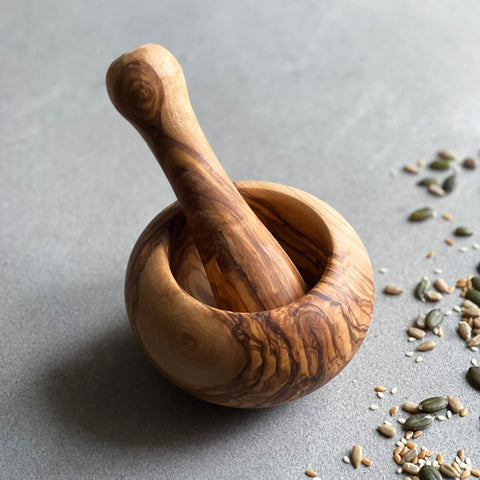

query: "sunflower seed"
left=439, top=464, right=461, bottom=478
left=404, top=413, right=435, bottom=430
left=384, top=284, right=404, bottom=295
left=467, top=365, right=480, bottom=388
left=404, top=163, right=421, bottom=174
left=454, top=226, right=473, bottom=237
left=467, top=334, right=480, bottom=348
left=442, top=174, right=457, bottom=193
left=428, top=184, right=445, bottom=196
left=465, top=289, right=480, bottom=307
left=403, top=401, right=420, bottom=413
left=425, top=291, right=443, bottom=302
left=447, top=395, right=464, bottom=413
left=463, top=157, right=477, bottom=169
left=462, top=300, right=480, bottom=317
left=377, top=423, right=396, bottom=437
left=418, top=177, right=439, bottom=186
left=418, top=465, right=442, bottom=480
left=351, top=444, right=363, bottom=469
left=425, top=309, right=444, bottom=330
left=458, top=321, right=472, bottom=341
left=416, top=277, right=432, bottom=302
left=438, top=149, right=457, bottom=160
left=418, top=396, right=448, bottom=412
left=416, top=314, right=427, bottom=328
left=403, top=462, right=420, bottom=475
left=417, top=340, right=436, bottom=351
left=408, top=327, right=426, bottom=339
left=403, top=448, right=418, bottom=463
left=434, top=278, right=450, bottom=294
left=409, top=208, right=435, bottom=222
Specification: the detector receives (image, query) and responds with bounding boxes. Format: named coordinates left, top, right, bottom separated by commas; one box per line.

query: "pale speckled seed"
left=384, top=284, right=405, bottom=295
left=458, top=321, right=472, bottom=341
left=417, top=340, right=436, bottom=352
left=351, top=444, right=363, bottom=469
left=434, top=278, right=450, bottom=294
left=439, top=464, right=461, bottom=478
left=403, top=401, right=420, bottom=413
left=447, top=395, right=464, bottom=413
left=377, top=423, right=396, bottom=438
left=408, top=327, right=426, bottom=339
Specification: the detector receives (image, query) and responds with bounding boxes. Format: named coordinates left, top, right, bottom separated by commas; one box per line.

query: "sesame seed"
left=343, top=456, right=350, bottom=463
left=379, top=267, right=388, bottom=274
left=471, top=346, right=479, bottom=352
left=473, top=243, right=480, bottom=250
left=397, top=418, right=406, bottom=424
left=377, top=392, right=384, bottom=399
left=370, top=404, right=379, bottom=410
left=445, top=310, right=452, bottom=316
left=434, top=268, right=443, bottom=274
left=447, top=410, right=452, bottom=419
left=472, top=358, right=478, bottom=366
left=415, top=356, right=423, bottom=363
left=454, top=306, right=462, bottom=312
left=437, top=415, right=447, bottom=421
left=408, top=337, right=417, bottom=342
left=391, top=387, right=398, bottom=394
left=459, top=246, right=469, bottom=252
left=406, top=351, right=414, bottom=357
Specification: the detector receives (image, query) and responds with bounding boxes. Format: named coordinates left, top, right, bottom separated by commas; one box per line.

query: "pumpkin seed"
left=425, top=309, right=444, bottom=330
left=471, top=277, right=480, bottom=291
left=467, top=365, right=480, bottom=389
left=447, top=395, right=464, bottom=413
left=478, top=262, right=480, bottom=275
left=417, top=340, right=436, bottom=351
left=409, top=208, right=435, bottom=222
left=437, top=149, right=457, bottom=160
left=440, top=464, right=461, bottom=478
left=463, top=157, right=477, bottom=169
left=416, top=277, right=432, bottom=301
left=465, top=289, right=480, bottom=307
left=442, top=174, right=457, bottom=193
left=454, top=226, right=473, bottom=237
left=404, top=413, right=435, bottom=430
left=419, top=465, right=442, bottom=480
left=408, top=327, right=426, bottom=339
left=418, top=396, right=448, bottom=413
left=429, top=159, right=452, bottom=170
left=418, top=177, right=439, bottom=186
left=377, top=423, right=396, bottom=437
left=458, top=321, right=472, bottom=341
left=351, top=444, right=362, bottom=468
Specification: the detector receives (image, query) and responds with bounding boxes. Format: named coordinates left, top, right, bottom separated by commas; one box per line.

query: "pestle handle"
left=106, top=44, right=307, bottom=312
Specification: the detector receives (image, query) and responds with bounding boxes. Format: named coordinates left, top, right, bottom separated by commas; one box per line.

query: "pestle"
left=106, top=44, right=307, bottom=312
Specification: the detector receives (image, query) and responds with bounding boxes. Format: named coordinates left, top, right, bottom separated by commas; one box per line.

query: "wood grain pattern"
left=125, top=181, right=374, bottom=408
left=106, top=44, right=306, bottom=312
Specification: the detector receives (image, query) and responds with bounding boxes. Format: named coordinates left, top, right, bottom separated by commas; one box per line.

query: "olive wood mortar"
left=107, top=45, right=375, bottom=408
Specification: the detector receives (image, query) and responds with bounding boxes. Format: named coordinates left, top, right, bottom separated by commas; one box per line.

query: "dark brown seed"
left=463, top=157, right=477, bottom=169
left=467, top=365, right=480, bottom=389
left=409, top=208, right=435, bottom=222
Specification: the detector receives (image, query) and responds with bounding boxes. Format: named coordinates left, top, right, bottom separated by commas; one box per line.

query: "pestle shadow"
left=41, top=317, right=289, bottom=450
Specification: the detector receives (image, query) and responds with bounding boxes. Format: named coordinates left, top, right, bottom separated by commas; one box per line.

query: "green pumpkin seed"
left=442, top=174, right=457, bottom=193
left=404, top=413, right=435, bottom=430
left=418, top=465, right=442, bottom=480
left=471, top=277, right=480, bottom=291
left=467, top=365, right=480, bottom=389
left=417, top=177, right=439, bottom=186
left=415, top=276, right=431, bottom=302
left=409, top=207, right=435, bottom=222
left=465, top=289, right=480, bottom=307
left=454, top=226, right=473, bottom=236
left=418, top=396, right=448, bottom=413
left=477, top=262, right=480, bottom=275
left=429, top=159, right=452, bottom=170
left=425, top=308, right=443, bottom=330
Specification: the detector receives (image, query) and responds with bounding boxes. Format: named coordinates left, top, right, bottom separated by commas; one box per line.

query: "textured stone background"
left=1, top=1, right=479, bottom=478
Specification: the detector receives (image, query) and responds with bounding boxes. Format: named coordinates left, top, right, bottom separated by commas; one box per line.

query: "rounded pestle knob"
left=106, top=44, right=307, bottom=312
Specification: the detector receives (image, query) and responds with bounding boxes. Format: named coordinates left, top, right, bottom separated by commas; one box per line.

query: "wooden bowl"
left=125, top=181, right=374, bottom=408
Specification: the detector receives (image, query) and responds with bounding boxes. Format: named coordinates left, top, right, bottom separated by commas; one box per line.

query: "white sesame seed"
left=473, top=243, right=480, bottom=250
left=459, top=247, right=469, bottom=252
left=472, top=358, right=478, bottom=366
left=377, top=392, right=384, bottom=399
left=432, top=460, right=438, bottom=467
left=396, top=467, right=403, bottom=474
left=405, top=351, right=414, bottom=357
left=343, top=456, right=350, bottom=463
left=379, top=267, right=388, bottom=274
left=390, top=168, right=399, bottom=177
left=445, top=310, right=452, bottom=316
left=471, top=346, right=479, bottom=352
left=391, top=387, right=398, bottom=394
left=447, top=410, right=452, bottom=419
left=455, top=456, right=462, bottom=464
left=396, top=441, right=404, bottom=447
left=433, top=327, right=439, bottom=335
left=397, top=418, right=406, bottom=424
left=370, top=404, right=379, bottom=410
left=454, top=306, right=462, bottom=312
left=418, top=459, right=426, bottom=465
left=416, top=356, right=423, bottom=363
left=401, top=438, right=407, bottom=444
left=437, top=415, right=446, bottom=421
left=384, top=420, right=392, bottom=426
left=460, top=462, right=468, bottom=469
left=466, top=457, right=472, bottom=465
left=426, top=460, right=432, bottom=466
left=408, top=337, right=417, bottom=342
left=434, top=268, right=443, bottom=274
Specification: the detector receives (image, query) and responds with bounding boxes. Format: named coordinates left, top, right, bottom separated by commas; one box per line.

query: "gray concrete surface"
left=1, top=1, right=480, bottom=478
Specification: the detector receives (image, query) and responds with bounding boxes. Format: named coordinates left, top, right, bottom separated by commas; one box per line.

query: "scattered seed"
left=460, top=407, right=468, bottom=417
left=426, top=251, right=435, bottom=259
left=305, top=469, right=318, bottom=477
left=467, top=334, right=480, bottom=348
left=403, top=463, right=420, bottom=475
left=409, top=337, right=417, bottom=342
left=410, top=208, right=435, bottom=222
left=463, top=157, right=477, bottom=169
left=343, top=456, right=350, bottom=464
left=465, top=289, right=480, bottom=307
left=418, top=177, right=439, bottom=186
left=443, top=213, right=452, bottom=220
left=425, top=291, right=443, bottom=302
left=416, top=356, right=423, bottom=363
left=462, top=300, right=480, bottom=317
left=447, top=395, right=464, bottom=413
left=375, top=385, right=387, bottom=392
left=416, top=314, right=427, bottom=328
left=442, top=174, right=457, bottom=193
left=384, top=284, right=404, bottom=295
left=408, top=327, right=426, bottom=339
left=377, top=423, right=396, bottom=437
left=397, top=418, right=406, bottom=424
left=437, top=326, right=443, bottom=337
left=429, top=159, right=453, bottom=170
left=418, top=465, right=442, bottom=480
left=377, top=391, right=384, bottom=398
left=458, top=322, right=472, bottom=341
left=428, top=184, right=445, bottom=196
left=436, top=415, right=446, bottom=421
left=470, top=469, right=480, bottom=477
left=459, top=246, right=469, bottom=252
left=404, top=413, right=434, bottom=430
left=461, top=471, right=471, bottom=479
left=472, top=358, right=478, bottom=366
left=406, top=351, right=414, bottom=357
left=403, top=401, right=420, bottom=413
left=434, top=278, right=450, bottom=294
left=454, top=226, right=473, bottom=237
left=379, top=267, right=388, bottom=274
left=445, top=238, right=454, bottom=246
left=369, top=404, right=379, bottom=410
left=391, top=406, right=399, bottom=416
left=416, top=277, right=432, bottom=302
left=413, top=430, right=423, bottom=438
left=437, top=149, right=457, bottom=160
left=467, top=365, right=480, bottom=389
left=417, top=340, right=435, bottom=351
left=458, top=450, right=465, bottom=461
left=391, top=387, right=398, bottom=394
left=361, top=458, right=372, bottom=466
left=405, top=163, right=421, bottom=174
left=439, top=463, right=461, bottom=478
left=425, top=309, right=444, bottom=330
left=472, top=277, right=480, bottom=291
left=447, top=410, right=452, bottom=419
left=454, top=305, right=462, bottom=312
left=351, top=444, right=363, bottom=469
left=473, top=244, right=480, bottom=251
left=403, top=448, right=418, bottom=463
left=418, top=396, right=448, bottom=413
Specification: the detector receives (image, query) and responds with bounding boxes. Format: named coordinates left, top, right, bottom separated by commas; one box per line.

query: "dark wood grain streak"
left=107, top=44, right=307, bottom=312
left=125, top=181, right=374, bottom=408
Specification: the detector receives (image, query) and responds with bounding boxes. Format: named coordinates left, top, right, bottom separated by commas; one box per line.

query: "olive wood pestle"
left=106, top=44, right=307, bottom=312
